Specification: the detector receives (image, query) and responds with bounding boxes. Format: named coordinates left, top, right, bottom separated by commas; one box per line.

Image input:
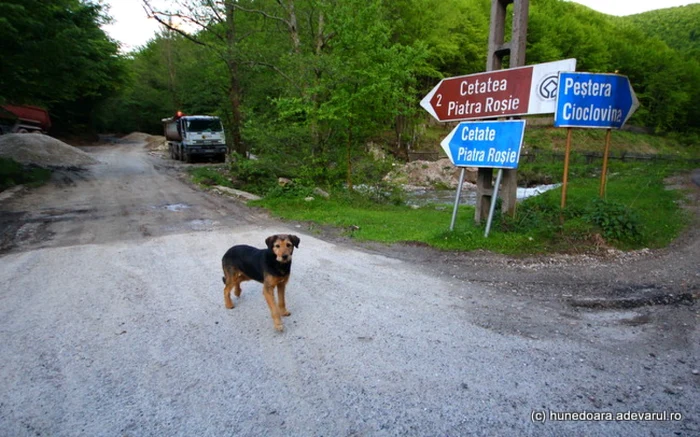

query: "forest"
left=1, top=0, right=699, bottom=174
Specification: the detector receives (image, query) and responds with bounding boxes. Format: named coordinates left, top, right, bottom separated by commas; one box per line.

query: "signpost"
left=554, top=72, right=639, bottom=129
left=440, top=120, right=526, bottom=169
left=421, top=58, right=575, bottom=232
left=420, top=59, right=576, bottom=123
left=553, top=72, right=639, bottom=210
left=440, top=120, right=526, bottom=234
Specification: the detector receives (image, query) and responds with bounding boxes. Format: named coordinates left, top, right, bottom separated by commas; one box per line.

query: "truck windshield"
left=186, top=119, right=222, bottom=132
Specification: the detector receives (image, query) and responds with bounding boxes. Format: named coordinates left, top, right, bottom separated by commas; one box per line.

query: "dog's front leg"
left=262, top=284, right=283, bottom=332
left=276, top=282, right=291, bottom=317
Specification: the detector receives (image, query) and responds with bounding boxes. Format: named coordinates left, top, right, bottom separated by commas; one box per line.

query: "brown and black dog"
left=222, top=234, right=300, bottom=331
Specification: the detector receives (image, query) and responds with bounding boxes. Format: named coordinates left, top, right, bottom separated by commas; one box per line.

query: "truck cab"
left=162, top=113, right=227, bottom=163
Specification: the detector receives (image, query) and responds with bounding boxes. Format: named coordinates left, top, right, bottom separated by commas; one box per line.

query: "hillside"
left=622, top=4, right=700, bottom=57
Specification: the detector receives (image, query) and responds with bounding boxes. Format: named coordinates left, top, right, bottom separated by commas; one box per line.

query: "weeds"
left=193, top=128, right=694, bottom=255
left=188, top=166, right=233, bottom=188
left=0, top=158, right=51, bottom=191
left=585, top=198, right=641, bottom=242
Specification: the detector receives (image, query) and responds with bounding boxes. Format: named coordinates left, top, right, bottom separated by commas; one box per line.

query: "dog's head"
left=265, top=234, right=300, bottom=263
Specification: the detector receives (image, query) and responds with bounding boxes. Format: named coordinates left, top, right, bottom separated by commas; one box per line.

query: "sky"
left=102, top=0, right=699, bottom=53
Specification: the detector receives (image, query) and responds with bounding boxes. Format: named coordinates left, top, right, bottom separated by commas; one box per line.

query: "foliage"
left=228, top=154, right=290, bottom=195
left=584, top=198, right=641, bottom=242
left=249, top=154, right=693, bottom=254
left=0, top=0, right=125, bottom=133
left=624, top=4, right=700, bottom=57
left=0, top=158, right=51, bottom=191
left=5, top=0, right=700, bottom=139
left=188, top=166, right=233, bottom=188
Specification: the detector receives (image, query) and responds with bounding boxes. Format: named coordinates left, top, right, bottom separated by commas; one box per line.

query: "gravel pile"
left=384, top=158, right=477, bottom=188
left=121, top=132, right=150, bottom=142
left=146, top=135, right=167, bottom=151
left=0, top=133, right=97, bottom=168
left=120, top=132, right=167, bottom=151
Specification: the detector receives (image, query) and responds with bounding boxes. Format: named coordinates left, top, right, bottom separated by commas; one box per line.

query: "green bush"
left=228, top=154, right=283, bottom=194
left=264, top=182, right=315, bottom=200
left=584, top=198, right=641, bottom=242
left=188, top=167, right=233, bottom=187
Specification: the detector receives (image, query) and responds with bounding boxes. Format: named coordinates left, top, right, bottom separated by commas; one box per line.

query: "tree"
left=143, top=0, right=276, bottom=156
left=305, top=0, right=426, bottom=187
left=0, top=0, right=125, bottom=132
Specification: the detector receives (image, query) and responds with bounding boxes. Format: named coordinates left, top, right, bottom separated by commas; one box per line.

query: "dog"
left=222, top=234, right=300, bottom=332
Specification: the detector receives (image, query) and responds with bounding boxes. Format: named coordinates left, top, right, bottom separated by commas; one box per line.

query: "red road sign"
left=420, top=59, right=576, bottom=122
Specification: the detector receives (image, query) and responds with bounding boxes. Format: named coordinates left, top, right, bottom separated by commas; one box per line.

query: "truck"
left=162, top=112, right=227, bottom=163
left=0, top=104, right=52, bottom=134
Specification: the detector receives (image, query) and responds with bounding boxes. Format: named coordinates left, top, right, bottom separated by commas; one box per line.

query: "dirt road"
left=0, top=141, right=698, bottom=436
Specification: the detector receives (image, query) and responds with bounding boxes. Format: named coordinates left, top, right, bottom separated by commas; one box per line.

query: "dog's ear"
left=289, top=234, right=300, bottom=248
left=265, top=235, right=278, bottom=249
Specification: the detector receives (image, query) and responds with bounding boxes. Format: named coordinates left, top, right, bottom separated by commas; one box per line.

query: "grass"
left=248, top=157, right=694, bottom=254
left=188, top=166, right=234, bottom=188
left=524, top=124, right=699, bottom=158
left=0, top=157, right=51, bottom=191
left=250, top=193, right=549, bottom=253
left=194, top=126, right=696, bottom=255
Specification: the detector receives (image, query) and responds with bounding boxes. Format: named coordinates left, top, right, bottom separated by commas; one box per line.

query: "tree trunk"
left=225, top=0, right=245, bottom=156
left=309, top=10, right=326, bottom=156
left=281, top=0, right=300, bottom=53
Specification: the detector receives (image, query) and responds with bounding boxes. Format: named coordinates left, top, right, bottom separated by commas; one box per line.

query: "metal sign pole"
left=561, top=127, right=572, bottom=209
left=600, top=128, right=612, bottom=197
left=484, top=169, right=503, bottom=237
left=560, top=127, right=572, bottom=224
left=449, top=168, right=467, bottom=231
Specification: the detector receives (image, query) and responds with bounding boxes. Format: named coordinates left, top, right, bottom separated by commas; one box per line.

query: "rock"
left=304, top=196, right=315, bottom=202
left=383, top=158, right=477, bottom=188
left=367, top=142, right=387, bottom=161
left=213, top=185, right=261, bottom=201
left=313, top=187, right=330, bottom=199
left=278, top=177, right=292, bottom=187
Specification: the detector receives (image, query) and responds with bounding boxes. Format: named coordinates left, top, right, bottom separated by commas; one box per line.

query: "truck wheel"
left=219, top=153, right=226, bottom=163
left=184, top=152, right=192, bottom=163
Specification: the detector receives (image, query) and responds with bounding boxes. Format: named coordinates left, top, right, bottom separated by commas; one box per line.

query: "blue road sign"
left=554, top=72, right=639, bottom=129
left=440, top=120, right=526, bottom=169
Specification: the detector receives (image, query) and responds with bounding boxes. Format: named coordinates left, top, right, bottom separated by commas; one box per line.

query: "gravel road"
left=0, top=141, right=698, bottom=436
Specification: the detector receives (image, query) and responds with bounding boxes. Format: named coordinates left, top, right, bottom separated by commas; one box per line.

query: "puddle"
left=578, top=310, right=652, bottom=327
left=159, top=203, right=190, bottom=212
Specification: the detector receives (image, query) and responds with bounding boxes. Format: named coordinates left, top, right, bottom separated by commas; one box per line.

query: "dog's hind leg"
left=223, top=266, right=236, bottom=309
left=233, top=272, right=243, bottom=297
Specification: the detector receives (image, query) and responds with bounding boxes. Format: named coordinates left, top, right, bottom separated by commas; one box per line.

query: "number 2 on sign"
left=436, top=94, right=442, bottom=107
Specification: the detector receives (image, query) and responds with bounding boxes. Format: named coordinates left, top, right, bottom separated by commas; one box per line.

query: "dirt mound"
left=0, top=133, right=97, bottom=168
left=145, top=135, right=167, bottom=151
left=384, top=158, right=477, bottom=188
left=121, top=132, right=151, bottom=142
left=120, top=132, right=167, bottom=151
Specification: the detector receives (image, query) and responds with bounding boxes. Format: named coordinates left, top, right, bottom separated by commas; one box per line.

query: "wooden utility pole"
left=476, top=0, right=529, bottom=222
